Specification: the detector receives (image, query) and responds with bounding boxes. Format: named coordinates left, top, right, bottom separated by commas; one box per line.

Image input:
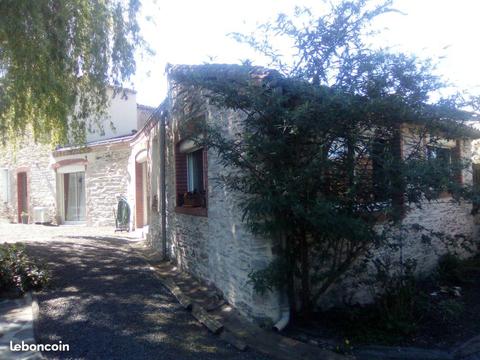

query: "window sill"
left=175, top=206, right=208, bottom=217
left=438, top=191, right=452, bottom=199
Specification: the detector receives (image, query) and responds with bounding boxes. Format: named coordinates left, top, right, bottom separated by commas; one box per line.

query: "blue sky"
left=133, top=0, right=480, bottom=107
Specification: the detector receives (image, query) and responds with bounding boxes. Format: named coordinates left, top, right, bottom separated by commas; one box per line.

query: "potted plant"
left=20, top=211, right=29, bottom=224
left=183, top=191, right=204, bottom=207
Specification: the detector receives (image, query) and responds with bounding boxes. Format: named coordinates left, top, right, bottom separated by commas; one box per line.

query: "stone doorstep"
left=129, top=241, right=351, bottom=360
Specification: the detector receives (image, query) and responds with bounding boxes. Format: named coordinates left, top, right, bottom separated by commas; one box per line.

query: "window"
left=0, top=169, right=9, bottom=203
left=427, top=146, right=452, bottom=164
left=175, top=142, right=207, bottom=216
left=187, top=149, right=204, bottom=193
left=427, top=143, right=462, bottom=187
left=327, top=138, right=347, bottom=160
left=371, top=138, right=393, bottom=202
left=474, top=163, right=480, bottom=188
left=473, top=163, right=480, bottom=215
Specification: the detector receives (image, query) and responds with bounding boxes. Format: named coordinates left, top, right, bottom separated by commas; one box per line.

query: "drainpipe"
left=273, top=291, right=291, bottom=332
left=159, top=110, right=167, bottom=259
left=273, top=233, right=291, bottom=331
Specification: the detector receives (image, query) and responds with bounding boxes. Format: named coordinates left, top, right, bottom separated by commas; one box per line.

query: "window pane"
left=428, top=146, right=452, bottom=164
left=187, top=153, right=194, bottom=192
left=187, top=149, right=204, bottom=193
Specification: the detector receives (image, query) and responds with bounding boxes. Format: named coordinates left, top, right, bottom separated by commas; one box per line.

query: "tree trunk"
left=284, top=233, right=297, bottom=316
left=391, top=126, right=406, bottom=221
left=299, top=231, right=312, bottom=318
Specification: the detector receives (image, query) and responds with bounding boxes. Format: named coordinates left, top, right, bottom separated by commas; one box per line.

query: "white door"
left=65, top=172, right=86, bottom=222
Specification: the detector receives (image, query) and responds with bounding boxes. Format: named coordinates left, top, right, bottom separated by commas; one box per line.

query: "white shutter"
left=0, top=169, right=9, bottom=203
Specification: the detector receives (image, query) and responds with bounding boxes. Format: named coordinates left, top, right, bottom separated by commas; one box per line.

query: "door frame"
left=135, top=161, right=145, bottom=228
left=16, top=170, right=29, bottom=223
left=63, top=172, right=86, bottom=223
left=56, top=167, right=87, bottom=224
left=135, top=150, right=149, bottom=229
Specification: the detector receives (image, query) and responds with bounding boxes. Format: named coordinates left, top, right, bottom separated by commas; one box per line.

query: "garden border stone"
left=128, top=240, right=480, bottom=360
left=128, top=241, right=351, bottom=360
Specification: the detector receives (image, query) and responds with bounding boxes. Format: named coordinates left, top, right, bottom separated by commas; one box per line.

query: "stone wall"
left=83, top=145, right=131, bottom=227
left=145, top=128, right=162, bottom=246
left=127, top=126, right=159, bottom=233
left=155, top=101, right=282, bottom=323
left=143, top=76, right=480, bottom=321
left=0, top=138, right=133, bottom=227
left=0, top=136, right=56, bottom=224
left=320, top=199, right=478, bottom=308
left=317, top=131, right=478, bottom=308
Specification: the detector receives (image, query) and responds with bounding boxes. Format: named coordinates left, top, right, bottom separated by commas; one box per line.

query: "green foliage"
left=436, top=253, right=480, bottom=286
left=0, top=0, right=148, bottom=145
left=375, top=272, right=420, bottom=335
left=434, top=298, right=464, bottom=324
left=0, top=243, right=49, bottom=296
left=169, top=0, right=479, bottom=317
left=437, top=254, right=464, bottom=285
left=316, top=252, right=477, bottom=344
left=334, top=339, right=354, bottom=355
left=248, top=258, right=290, bottom=295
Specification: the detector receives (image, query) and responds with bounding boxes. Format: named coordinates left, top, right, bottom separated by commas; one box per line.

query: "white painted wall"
left=86, top=88, right=138, bottom=143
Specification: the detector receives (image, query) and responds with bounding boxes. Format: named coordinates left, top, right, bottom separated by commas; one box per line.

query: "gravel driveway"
left=0, top=224, right=272, bottom=360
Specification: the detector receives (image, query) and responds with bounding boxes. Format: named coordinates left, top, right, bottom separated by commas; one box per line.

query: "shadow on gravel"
left=24, top=236, right=260, bottom=360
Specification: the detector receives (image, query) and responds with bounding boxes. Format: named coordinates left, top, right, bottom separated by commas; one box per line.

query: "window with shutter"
left=175, top=141, right=207, bottom=216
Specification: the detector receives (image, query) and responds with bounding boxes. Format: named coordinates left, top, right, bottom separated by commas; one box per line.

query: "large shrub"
left=171, top=0, right=480, bottom=318
left=0, top=243, right=49, bottom=296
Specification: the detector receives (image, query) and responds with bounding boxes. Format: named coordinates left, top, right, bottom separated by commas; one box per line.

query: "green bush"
left=436, top=253, right=480, bottom=285
left=435, top=299, right=464, bottom=324
left=375, top=277, right=423, bottom=336
left=0, top=243, right=49, bottom=296
left=436, top=253, right=464, bottom=285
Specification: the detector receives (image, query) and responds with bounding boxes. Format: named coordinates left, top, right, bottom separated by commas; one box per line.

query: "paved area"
left=0, top=224, right=272, bottom=360
left=0, top=293, right=42, bottom=359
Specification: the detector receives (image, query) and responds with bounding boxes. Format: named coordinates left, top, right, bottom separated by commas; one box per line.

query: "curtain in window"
left=187, top=150, right=204, bottom=193
left=65, top=172, right=86, bottom=221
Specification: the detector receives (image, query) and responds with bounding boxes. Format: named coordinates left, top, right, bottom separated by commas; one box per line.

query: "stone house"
left=143, top=64, right=480, bottom=324
left=0, top=88, right=154, bottom=229
left=2, top=63, right=479, bottom=325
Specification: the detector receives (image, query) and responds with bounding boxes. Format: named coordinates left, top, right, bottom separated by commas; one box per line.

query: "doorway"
left=135, top=161, right=148, bottom=228
left=64, top=172, right=86, bottom=222
left=17, top=172, right=28, bottom=223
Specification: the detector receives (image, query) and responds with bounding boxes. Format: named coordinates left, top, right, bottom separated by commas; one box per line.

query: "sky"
left=133, top=0, right=480, bottom=107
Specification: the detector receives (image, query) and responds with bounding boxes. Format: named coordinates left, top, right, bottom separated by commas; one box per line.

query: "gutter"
left=273, top=234, right=291, bottom=332
left=53, top=134, right=134, bottom=156
left=273, top=299, right=291, bottom=332
left=159, top=109, right=167, bottom=259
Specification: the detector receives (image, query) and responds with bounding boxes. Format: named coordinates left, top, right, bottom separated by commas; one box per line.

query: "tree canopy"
left=0, top=0, right=146, bottom=145
left=170, top=0, right=480, bottom=317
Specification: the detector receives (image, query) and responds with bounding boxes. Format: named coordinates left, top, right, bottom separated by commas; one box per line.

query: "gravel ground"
left=0, top=224, right=272, bottom=360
